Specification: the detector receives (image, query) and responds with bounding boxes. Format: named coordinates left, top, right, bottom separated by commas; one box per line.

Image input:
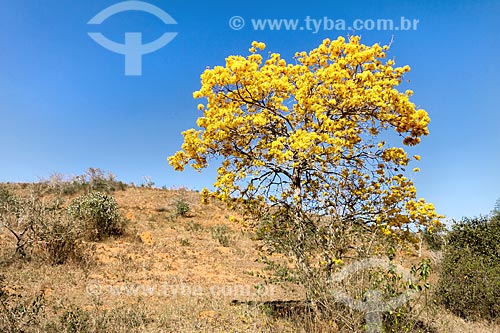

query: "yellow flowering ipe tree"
left=169, top=36, right=441, bottom=291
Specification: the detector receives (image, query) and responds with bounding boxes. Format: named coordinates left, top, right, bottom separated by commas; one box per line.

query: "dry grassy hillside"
left=0, top=183, right=498, bottom=332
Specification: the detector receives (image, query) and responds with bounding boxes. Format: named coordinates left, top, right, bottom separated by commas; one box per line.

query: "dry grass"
left=0, top=184, right=498, bottom=332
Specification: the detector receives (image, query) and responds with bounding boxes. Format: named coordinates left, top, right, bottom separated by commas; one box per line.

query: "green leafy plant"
left=436, top=216, right=500, bottom=322
left=421, top=225, right=447, bottom=251
left=175, top=199, right=190, bottom=217
left=67, top=191, right=125, bottom=241
left=494, top=197, right=500, bottom=216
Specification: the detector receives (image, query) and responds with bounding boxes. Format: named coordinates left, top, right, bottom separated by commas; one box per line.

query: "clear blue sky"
left=0, top=0, right=499, bottom=222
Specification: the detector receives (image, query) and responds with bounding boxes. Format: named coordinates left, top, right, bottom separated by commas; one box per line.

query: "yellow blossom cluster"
left=168, top=36, right=442, bottom=233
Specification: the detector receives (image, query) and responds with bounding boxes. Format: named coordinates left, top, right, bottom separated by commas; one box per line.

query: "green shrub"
left=421, top=225, right=446, bottom=251
left=67, top=191, right=125, bottom=241
left=436, top=216, right=500, bottom=322
left=493, top=198, right=500, bottom=216
left=175, top=199, right=190, bottom=217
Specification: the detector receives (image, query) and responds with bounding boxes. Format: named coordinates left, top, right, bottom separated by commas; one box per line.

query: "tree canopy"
left=169, top=36, right=441, bottom=236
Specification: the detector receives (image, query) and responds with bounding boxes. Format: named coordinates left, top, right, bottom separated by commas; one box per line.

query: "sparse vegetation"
left=0, top=276, right=46, bottom=333
left=35, top=213, right=86, bottom=265
left=0, top=185, right=85, bottom=264
left=211, top=224, right=230, bottom=247
left=67, top=191, right=125, bottom=241
left=185, top=221, right=203, bottom=232
left=41, top=168, right=128, bottom=196
left=1, top=178, right=499, bottom=332
left=175, top=199, right=190, bottom=217
left=436, top=215, right=500, bottom=323
left=53, top=303, right=151, bottom=333
left=179, top=238, right=190, bottom=246
left=141, top=176, right=155, bottom=189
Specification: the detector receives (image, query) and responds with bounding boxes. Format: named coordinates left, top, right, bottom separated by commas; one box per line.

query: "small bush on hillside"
left=35, top=215, right=85, bottom=265
left=0, top=185, right=48, bottom=258
left=67, top=191, right=125, bottom=241
left=0, top=185, right=85, bottom=264
left=185, top=221, right=203, bottom=232
left=436, top=216, right=500, bottom=322
left=175, top=199, right=190, bottom=217
left=211, top=225, right=230, bottom=247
